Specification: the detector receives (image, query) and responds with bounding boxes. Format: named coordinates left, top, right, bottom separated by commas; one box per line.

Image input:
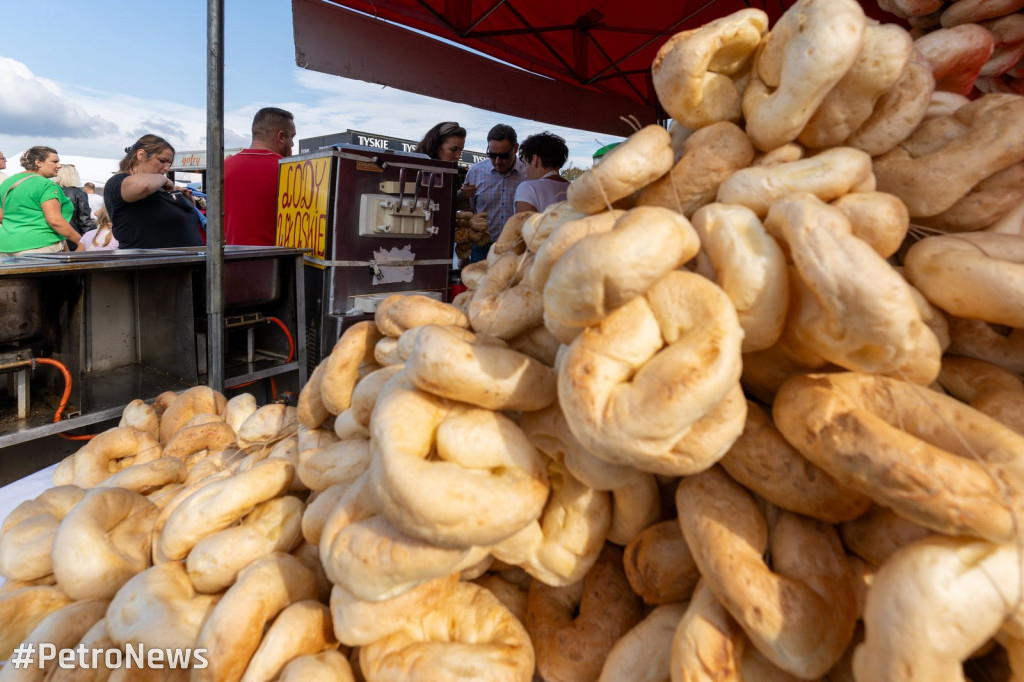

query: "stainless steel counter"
left=0, top=246, right=308, bottom=448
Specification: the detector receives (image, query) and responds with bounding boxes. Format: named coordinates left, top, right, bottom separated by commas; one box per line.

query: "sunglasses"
left=487, top=151, right=513, bottom=160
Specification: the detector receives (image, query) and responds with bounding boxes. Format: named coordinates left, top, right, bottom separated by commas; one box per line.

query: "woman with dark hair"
left=414, top=121, right=467, bottom=162
left=514, top=131, right=570, bottom=214
left=104, top=134, right=202, bottom=249
left=0, top=146, right=82, bottom=254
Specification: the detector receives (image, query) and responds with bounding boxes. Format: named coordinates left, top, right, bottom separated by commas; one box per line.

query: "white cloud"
left=0, top=54, right=620, bottom=182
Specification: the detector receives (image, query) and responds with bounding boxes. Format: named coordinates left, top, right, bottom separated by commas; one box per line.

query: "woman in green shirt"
left=0, top=146, right=82, bottom=255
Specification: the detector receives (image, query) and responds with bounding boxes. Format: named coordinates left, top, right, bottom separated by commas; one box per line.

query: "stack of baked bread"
left=4, top=0, right=1024, bottom=679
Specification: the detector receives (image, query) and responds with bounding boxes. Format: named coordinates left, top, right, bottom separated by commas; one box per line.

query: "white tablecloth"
left=0, top=464, right=58, bottom=524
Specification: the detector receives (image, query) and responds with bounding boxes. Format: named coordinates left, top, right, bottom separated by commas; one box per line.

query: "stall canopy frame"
left=291, top=0, right=897, bottom=138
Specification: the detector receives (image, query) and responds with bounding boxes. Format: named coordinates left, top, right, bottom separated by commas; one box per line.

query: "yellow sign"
left=276, top=157, right=331, bottom=258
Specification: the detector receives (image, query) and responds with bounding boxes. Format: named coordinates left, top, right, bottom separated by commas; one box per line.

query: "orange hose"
left=265, top=317, right=296, bottom=362
left=33, top=358, right=94, bottom=441
left=233, top=317, right=296, bottom=399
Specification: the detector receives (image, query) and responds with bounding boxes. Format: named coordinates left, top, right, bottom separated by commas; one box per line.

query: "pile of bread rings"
left=453, top=210, right=491, bottom=261
left=5, top=0, right=1024, bottom=678
left=877, top=0, right=1024, bottom=97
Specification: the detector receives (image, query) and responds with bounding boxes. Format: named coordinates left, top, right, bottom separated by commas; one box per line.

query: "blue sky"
left=0, top=0, right=619, bottom=184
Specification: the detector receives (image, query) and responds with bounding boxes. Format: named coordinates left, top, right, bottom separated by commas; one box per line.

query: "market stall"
left=3, top=0, right=1024, bottom=680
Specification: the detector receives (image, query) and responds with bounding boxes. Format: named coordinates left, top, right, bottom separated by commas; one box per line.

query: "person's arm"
left=515, top=200, right=537, bottom=213
left=119, top=173, right=174, bottom=202
left=42, top=199, right=82, bottom=246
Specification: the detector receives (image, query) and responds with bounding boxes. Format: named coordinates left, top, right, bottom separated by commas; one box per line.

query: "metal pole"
left=206, top=0, right=225, bottom=391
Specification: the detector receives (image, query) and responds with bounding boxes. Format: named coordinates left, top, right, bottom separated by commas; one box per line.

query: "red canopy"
left=293, top=0, right=897, bottom=136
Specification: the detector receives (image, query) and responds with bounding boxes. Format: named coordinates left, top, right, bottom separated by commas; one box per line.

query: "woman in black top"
left=104, top=135, right=202, bottom=249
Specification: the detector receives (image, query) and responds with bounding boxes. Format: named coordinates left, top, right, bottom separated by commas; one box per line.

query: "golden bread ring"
left=159, top=386, right=227, bottom=443
left=521, top=201, right=586, bottom=253
left=488, top=211, right=532, bottom=264
left=742, top=0, right=866, bottom=151
left=798, top=22, right=913, bottom=149
left=773, top=371, right=1024, bottom=543
left=939, top=355, right=1024, bottom=434
left=873, top=94, right=1024, bottom=217
left=491, top=458, right=611, bottom=587
left=468, top=251, right=544, bottom=340
left=319, top=473, right=488, bottom=601
left=544, top=206, right=700, bottom=328
left=676, top=466, right=858, bottom=678
left=237, top=403, right=297, bottom=448
left=321, top=320, right=383, bottom=414
left=297, top=360, right=331, bottom=429
left=97, top=457, right=187, bottom=495
left=157, top=458, right=294, bottom=561
left=830, top=191, right=909, bottom=258
left=719, top=401, right=871, bottom=523
left=946, top=315, right=1024, bottom=375
left=716, top=147, right=874, bottom=218
left=607, top=473, right=661, bottom=546
left=277, top=650, right=355, bottom=682
left=72, top=426, right=163, bottom=488
left=528, top=210, right=622, bottom=296
left=405, top=324, right=556, bottom=411
left=637, top=121, right=755, bottom=217
left=459, top=260, right=489, bottom=290
left=767, top=194, right=941, bottom=384
left=916, top=162, right=1024, bottom=232
left=854, top=536, right=1023, bottom=680
left=239, top=600, right=337, bottom=682
left=162, top=416, right=236, bottom=461
left=905, top=232, right=1024, bottom=327
left=558, top=271, right=743, bottom=475
left=507, top=324, right=561, bottom=367
left=369, top=375, right=548, bottom=547
left=0, top=485, right=84, bottom=582
left=7, top=600, right=109, bottom=677
left=297, top=438, right=371, bottom=492
left=598, top=602, right=688, bottom=682
left=692, top=202, right=788, bottom=352
left=941, top=0, right=1024, bottom=28
left=846, top=53, right=935, bottom=156
left=51, top=487, right=158, bottom=600
left=186, top=495, right=304, bottom=594
left=652, top=9, right=768, bottom=129
left=360, top=581, right=536, bottom=682
left=670, top=579, right=745, bottom=679
left=0, top=586, right=72, bottom=660
left=372, top=336, right=403, bottom=366
left=518, top=403, right=646, bottom=492
left=473, top=573, right=528, bottom=624
left=223, top=392, right=259, bottom=434
left=567, top=125, right=674, bottom=215
left=348, top=363, right=404, bottom=429
left=330, top=573, right=459, bottom=647
left=623, top=520, right=700, bottom=606
left=374, top=294, right=468, bottom=338
left=106, top=561, right=221, bottom=649
left=838, top=505, right=934, bottom=567
left=193, top=553, right=317, bottom=682
left=526, top=544, right=643, bottom=682
left=119, top=398, right=159, bottom=439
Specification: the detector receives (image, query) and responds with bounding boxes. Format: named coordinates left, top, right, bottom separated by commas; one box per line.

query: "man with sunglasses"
left=462, top=123, right=527, bottom=262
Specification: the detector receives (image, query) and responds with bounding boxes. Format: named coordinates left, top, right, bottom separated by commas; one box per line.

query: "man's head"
left=84, top=182, right=96, bottom=194
left=486, top=123, right=519, bottom=174
left=0, top=150, right=6, bottom=172
left=251, top=107, right=296, bottom=157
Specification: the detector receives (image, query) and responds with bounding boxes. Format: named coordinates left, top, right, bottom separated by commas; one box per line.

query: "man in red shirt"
left=224, top=107, right=296, bottom=245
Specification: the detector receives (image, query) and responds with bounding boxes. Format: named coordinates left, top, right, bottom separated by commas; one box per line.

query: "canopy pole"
left=206, top=0, right=225, bottom=392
